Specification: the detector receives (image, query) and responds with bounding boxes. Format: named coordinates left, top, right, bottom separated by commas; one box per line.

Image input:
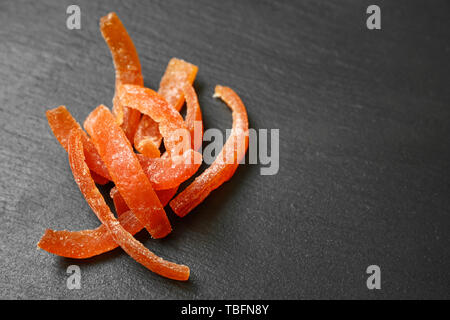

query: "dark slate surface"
left=0, top=0, right=449, bottom=299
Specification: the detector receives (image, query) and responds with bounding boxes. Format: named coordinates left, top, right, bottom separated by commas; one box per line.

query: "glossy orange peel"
left=170, top=86, right=249, bottom=217
left=100, top=12, right=143, bottom=143
left=38, top=12, right=251, bottom=282
left=84, top=105, right=172, bottom=239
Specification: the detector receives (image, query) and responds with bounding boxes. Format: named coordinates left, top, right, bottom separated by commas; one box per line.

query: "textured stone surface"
left=0, top=0, right=449, bottom=299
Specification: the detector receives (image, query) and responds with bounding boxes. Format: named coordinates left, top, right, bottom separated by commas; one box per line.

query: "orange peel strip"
left=159, top=58, right=199, bottom=112
left=37, top=187, right=177, bottom=260
left=46, top=106, right=110, bottom=180
left=84, top=105, right=171, bottom=239
left=170, top=86, right=249, bottom=217
left=37, top=210, right=143, bottom=260
left=183, top=83, right=203, bottom=151
left=59, top=130, right=189, bottom=280
left=134, top=58, right=198, bottom=156
left=100, top=12, right=143, bottom=142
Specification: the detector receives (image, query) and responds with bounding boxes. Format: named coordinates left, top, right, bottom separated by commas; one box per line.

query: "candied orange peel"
left=38, top=12, right=249, bottom=282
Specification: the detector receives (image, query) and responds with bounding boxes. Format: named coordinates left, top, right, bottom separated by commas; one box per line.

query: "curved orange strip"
left=37, top=187, right=177, bottom=260
left=170, top=86, right=249, bottom=217
left=159, top=58, right=198, bottom=112
left=37, top=211, right=142, bottom=260
left=183, top=83, right=203, bottom=152
left=84, top=105, right=171, bottom=239
left=46, top=106, right=110, bottom=180
left=100, top=12, right=143, bottom=142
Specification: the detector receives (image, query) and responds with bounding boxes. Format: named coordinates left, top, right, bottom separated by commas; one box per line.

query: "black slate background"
left=0, top=0, right=449, bottom=299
